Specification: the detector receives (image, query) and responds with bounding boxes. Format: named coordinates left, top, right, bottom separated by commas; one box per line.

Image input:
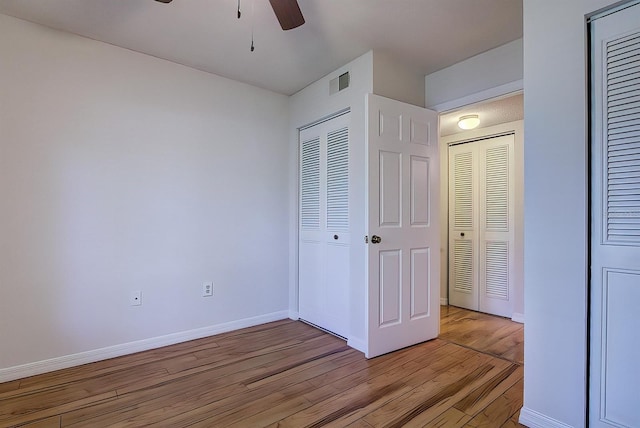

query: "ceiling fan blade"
left=269, top=0, right=305, bottom=30
left=155, top=0, right=173, bottom=3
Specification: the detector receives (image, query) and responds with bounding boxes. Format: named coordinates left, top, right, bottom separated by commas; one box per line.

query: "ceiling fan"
left=154, top=0, right=305, bottom=31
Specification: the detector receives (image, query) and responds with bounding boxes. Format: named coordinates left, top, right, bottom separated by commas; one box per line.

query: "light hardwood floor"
left=0, top=306, right=524, bottom=427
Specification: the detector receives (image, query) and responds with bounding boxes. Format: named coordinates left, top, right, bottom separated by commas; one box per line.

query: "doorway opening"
left=437, top=93, right=524, bottom=361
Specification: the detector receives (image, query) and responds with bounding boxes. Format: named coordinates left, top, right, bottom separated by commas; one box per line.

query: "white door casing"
left=299, top=112, right=351, bottom=338
left=590, top=3, right=640, bottom=427
left=448, top=135, right=515, bottom=318
left=365, top=94, right=439, bottom=358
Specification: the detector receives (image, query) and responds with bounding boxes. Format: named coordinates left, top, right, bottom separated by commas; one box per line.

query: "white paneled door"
left=299, top=112, right=350, bottom=339
left=448, top=135, right=515, bottom=318
left=590, top=3, right=640, bottom=427
left=366, top=94, right=439, bottom=358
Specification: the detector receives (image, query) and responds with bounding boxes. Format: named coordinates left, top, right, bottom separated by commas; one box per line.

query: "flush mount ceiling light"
left=458, top=114, right=480, bottom=130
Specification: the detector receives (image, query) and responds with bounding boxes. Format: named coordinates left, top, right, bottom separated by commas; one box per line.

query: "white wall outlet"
left=130, top=290, right=142, bottom=306
left=202, top=281, right=214, bottom=297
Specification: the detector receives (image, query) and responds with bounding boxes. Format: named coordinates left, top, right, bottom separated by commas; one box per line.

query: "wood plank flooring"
left=0, top=307, right=525, bottom=427
left=440, top=306, right=524, bottom=365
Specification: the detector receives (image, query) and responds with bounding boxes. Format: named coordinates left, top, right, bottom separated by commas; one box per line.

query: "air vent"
left=330, top=72, right=350, bottom=95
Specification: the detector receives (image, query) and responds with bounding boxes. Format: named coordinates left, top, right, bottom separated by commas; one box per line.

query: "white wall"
left=288, top=51, right=373, bottom=351
left=425, top=39, right=523, bottom=110
left=521, top=0, right=621, bottom=426
left=0, top=15, right=290, bottom=378
left=373, top=51, right=425, bottom=107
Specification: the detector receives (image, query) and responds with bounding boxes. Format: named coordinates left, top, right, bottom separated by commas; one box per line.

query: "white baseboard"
left=440, top=298, right=449, bottom=306
left=347, top=336, right=366, bottom=355
left=512, top=312, right=525, bottom=324
left=519, top=407, right=575, bottom=428
left=0, top=310, right=289, bottom=383
left=289, top=310, right=299, bottom=320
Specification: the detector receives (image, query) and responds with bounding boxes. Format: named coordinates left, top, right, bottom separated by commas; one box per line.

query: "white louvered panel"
left=606, top=30, right=640, bottom=243
left=300, top=137, right=320, bottom=230
left=453, top=239, right=473, bottom=294
left=485, top=241, right=509, bottom=300
left=485, top=145, right=510, bottom=231
left=454, top=152, right=473, bottom=229
left=327, top=127, right=349, bottom=231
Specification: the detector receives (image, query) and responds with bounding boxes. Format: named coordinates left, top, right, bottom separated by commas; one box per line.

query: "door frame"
left=440, top=120, right=525, bottom=322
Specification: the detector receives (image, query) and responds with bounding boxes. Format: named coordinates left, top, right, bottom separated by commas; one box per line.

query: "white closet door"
left=479, top=135, right=514, bottom=317
left=448, top=144, right=478, bottom=310
left=590, top=3, right=640, bottom=427
left=299, top=112, right=350, bottom=338
left=448, top=134, right=515, bottom=317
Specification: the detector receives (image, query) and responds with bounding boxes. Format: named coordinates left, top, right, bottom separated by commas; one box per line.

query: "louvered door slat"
left=485, top=145, right=510, bottom=231
left=453, top=240, right=473, bottom=293
left=609, top=111, right=640, bottom=125
left=608, top=140, right=640, bottom=151
left=608, top=123, right=640, bottom=135
left=609, top=104, right=640, bottom=118
left=608, top=34, right=640, bottom=58
left=609, top=112, right=640, bottom=128
left=605, top=28, right=640, bottom=244
left=326, top=127, right=349, bottom=231
left=454, top=152, right=473, bottom=229
left=485, top=241, right=509, bottom=300
left=609, top=93, right=640, bottom=107
left=300, top=137, right=320, bottom=230
left=608, top=80, right=640, bottom=97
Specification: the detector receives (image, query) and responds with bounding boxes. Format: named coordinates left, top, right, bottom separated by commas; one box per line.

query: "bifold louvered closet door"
left=298, top=112, right=350, bottom=338
left=590, top=3, right=640, bottom=426
left=448, top=134, right=515, bottom=317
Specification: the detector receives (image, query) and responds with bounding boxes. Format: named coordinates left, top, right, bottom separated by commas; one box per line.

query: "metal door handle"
left=371, top=235, right=382, bottom=244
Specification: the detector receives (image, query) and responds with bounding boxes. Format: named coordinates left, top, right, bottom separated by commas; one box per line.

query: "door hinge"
left=364, top=235, right=369, bottom=244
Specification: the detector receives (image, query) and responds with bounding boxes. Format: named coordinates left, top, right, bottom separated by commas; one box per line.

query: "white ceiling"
left=440, top=93, right=523, bottom=137
left=0, top=0, right=522, bottom=96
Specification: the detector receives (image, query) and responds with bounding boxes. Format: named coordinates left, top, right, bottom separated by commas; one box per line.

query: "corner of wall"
left=347, top=336, right=367, bottom=355
left=372, top=49, right=425, bottom=107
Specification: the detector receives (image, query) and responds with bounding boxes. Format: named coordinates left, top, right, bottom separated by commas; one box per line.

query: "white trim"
left=347, top=336, right=366, bottom=354
left=0, top=311, right=289, bottom=383
left=430, top=80, right=523, bottom=113
left=440, top=298, right=449, bottom=306
left=289, top=310, right=300, bottom=320
left=588, top=0, right=640, bottom=22
left=519, top=407, right=575, bottom=428
left=298, top=108, right=350, bottom=131
left=511, top=312, right=525, bottom=324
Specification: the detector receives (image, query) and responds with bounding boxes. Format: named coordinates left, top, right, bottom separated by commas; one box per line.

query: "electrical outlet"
left=130, top=290, right=142, bottom=306
left=202, top=281, right=214, bottom=297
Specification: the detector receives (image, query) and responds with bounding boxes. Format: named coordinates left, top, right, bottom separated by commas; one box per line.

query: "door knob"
left=371, top=235, right=382, bottom=244
left=460, top=232, right=465, bottom=237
